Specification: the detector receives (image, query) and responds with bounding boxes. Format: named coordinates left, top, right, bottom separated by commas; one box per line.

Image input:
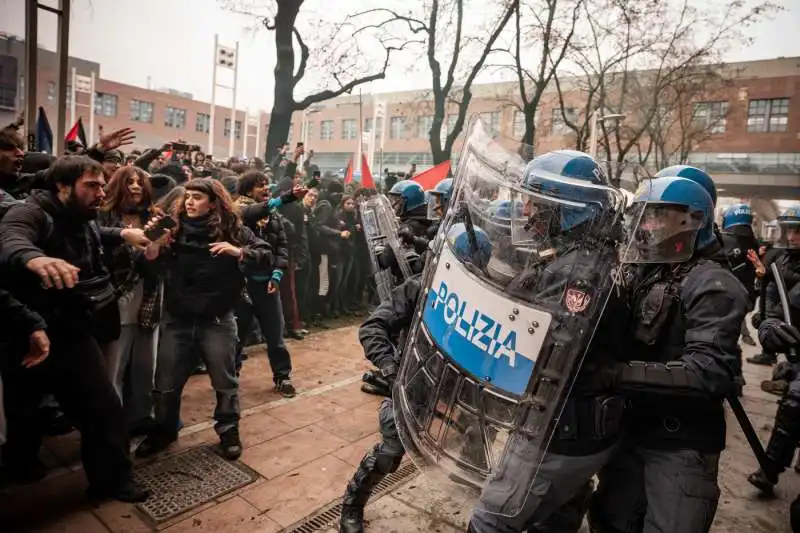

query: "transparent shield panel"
left=394, top=118, right=638, bottom=518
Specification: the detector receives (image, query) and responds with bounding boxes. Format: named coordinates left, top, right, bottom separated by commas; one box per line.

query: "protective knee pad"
left=372, top=443, right=403, bottom=475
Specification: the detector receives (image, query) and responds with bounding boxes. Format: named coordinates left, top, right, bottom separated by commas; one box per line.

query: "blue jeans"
left=153, top=311, right=240, bottom=436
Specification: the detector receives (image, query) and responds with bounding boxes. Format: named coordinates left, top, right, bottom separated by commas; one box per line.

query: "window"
left=305, top=121, right=314, bottom=142
left=551, top=107, right=576, bottom=135
left=196, top=112, right=210, bottom=133
left=513, top=111, right=526, bottom=138
left=46, top=81, right=56, bottom=101
left=164, top=106, right=186, bottom=128
left=747, top=98, right=789, bottom=133
left=389, top=116, right=406, bottom=139
left=364, top=118, right=373, bottom=132
left=65, top=84, right=72, bottom=106
left=224, top=119, right=243, bottom=139
left=445, top=114, right=458, bottom=136
left=480, top=112, right=501, bottom=136
left=287, top=123, right=294, bottom=142
left=374, top=117, right=383, bottom=140
left=320, top=120, right=334, bottom=141
left=692, top=101, right=728, bottom=134
left=130, top=99, right=152, bottom=122
left=95, top=93, right=119, bottom=117
left=416, top=115, right=434, bottom=139
left=342, top=118, right=357, bottom=140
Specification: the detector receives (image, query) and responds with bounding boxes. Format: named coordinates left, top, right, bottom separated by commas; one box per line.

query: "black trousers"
left=1, top=332, right=133, bottom=489
left=235, top=281, right=292, bottom=382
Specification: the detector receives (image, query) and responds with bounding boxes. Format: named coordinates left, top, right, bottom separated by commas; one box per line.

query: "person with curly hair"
left=134, top=178, right=273, bottom=460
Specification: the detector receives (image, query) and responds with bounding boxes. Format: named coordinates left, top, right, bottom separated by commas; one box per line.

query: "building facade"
left=1, top=33, right=797, bottom=179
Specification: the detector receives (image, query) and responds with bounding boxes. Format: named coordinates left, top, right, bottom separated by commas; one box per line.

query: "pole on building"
left=228, top=40, right=240, bottom=159
left=356, top=89, right=363, bottom=177
left=70, top=67, right=77, bottom=127
left=254, top=113, right=261, bottom=162
left=24, top=0, right=38, bottom=149
left=242, top=109, right=249, bottom=158
left=88, top=71, right=96, bottom=145
left=54, top=0, right=70, bottom=155
left=209, top=33, right=218, bottom=156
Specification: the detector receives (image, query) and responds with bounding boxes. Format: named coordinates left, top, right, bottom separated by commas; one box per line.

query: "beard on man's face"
left=65, top=189, right=101, bottom=220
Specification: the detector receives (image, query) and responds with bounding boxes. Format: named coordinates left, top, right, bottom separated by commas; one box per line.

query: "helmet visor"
left=427, top=190, right=447, bottom=221
left=619, top=202, right=704, bottom=263
left=388, top=193, right=405, bottom=216
left=775, top=220, right=800, bottom=250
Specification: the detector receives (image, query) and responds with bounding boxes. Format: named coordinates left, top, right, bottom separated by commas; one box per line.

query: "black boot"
left=748, top=352, right=777, bottom=366
left=747, top=397, right=800, bottom=494
left=339, top=445, right=399, bottom=533
left=791, top=494, right=800, bottom=533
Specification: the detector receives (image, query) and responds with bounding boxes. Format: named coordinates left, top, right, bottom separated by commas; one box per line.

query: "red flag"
left=411, top=161, right=451, bottom=190
left=65, top=117, right=88, bottom=147
left=360, top=153, right=375, bottom=189
left=343, top=155, right=355, bottom=185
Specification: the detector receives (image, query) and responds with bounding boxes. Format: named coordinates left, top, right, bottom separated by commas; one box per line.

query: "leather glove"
left=759, top=319, right=800, bottom=355
left=397, top=228, right=415, bottom=246
left=751, top=311, right=762, bottom=330
left=378, top=363, right=398, bottom=388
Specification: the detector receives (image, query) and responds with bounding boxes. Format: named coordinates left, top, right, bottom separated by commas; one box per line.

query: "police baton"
left=770, top=262, right=798, bottom=362
left=726, top=393, right=771, bottom=475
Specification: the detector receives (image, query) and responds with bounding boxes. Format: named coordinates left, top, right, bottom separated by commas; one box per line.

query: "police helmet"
left=489, top=199, right=515, bottom=220
left=389, top=181, right=426, bottom=217
left=427, top=178, right=454, bottom=220
left=447, top=222, right=492, bottom=270
left=776, top=206, right=800, bottom=250
left=622, top=176, right=716, bottom=264
left=520, top=150, right=613, bottom=233
left=655, top=165, right=716, bottom=206
left=722, top=203, right=753, bottom=230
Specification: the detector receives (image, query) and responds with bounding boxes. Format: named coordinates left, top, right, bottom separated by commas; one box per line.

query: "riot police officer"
left=340, top=223, right=493, bottom=533
left=467, top=150, right=630, bottom=533
left=746, top=206, right=800, bottom=500
left=721, top=203, right=759, bottom=347
left=589, top=176, right=749, bottom=533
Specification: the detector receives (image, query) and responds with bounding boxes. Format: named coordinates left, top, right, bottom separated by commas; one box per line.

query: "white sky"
left=1, top=0, right=798, bottom=113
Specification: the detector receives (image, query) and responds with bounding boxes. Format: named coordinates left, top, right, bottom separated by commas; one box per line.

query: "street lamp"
left=301, top=105, right=322, bottom=167
left=588, top=110, right=626, bottom=159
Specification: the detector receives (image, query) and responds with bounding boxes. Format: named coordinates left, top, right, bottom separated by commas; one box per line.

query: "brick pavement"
left=0, top=326, right=797, bottom=532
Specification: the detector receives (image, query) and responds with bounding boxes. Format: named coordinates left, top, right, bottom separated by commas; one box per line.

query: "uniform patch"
left=565, top=287, right=591, bottom=313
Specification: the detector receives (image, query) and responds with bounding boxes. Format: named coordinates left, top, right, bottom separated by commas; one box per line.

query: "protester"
left=314, top=179, right=350, bottom=318
left=98, top=165, right=161, bottom=436
left=135, top=178, right=273, bottom=460
left=0, top=154, right=151, bottom=501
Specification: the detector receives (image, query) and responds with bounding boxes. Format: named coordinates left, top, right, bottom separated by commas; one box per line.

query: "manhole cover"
left=134, top=445, right=260, bottom=523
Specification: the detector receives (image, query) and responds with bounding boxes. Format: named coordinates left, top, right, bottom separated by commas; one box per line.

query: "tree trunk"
left=265, top=0, right=302, bottom=162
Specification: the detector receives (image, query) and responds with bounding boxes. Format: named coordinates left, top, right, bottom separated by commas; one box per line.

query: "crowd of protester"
left=0, top=119, right=385, bottom=502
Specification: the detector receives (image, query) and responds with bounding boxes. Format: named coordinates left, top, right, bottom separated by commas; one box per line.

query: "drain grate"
left=282, top=461, right=420, bottom=533
left=134, top=445, right=260, bottom=523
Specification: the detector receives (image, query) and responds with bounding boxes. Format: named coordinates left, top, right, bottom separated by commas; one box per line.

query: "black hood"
left=21, top=152, right=55, bottom=174
left=149, top=174, right=177, bottom=202
left=159, top=163, right=187, bottom=184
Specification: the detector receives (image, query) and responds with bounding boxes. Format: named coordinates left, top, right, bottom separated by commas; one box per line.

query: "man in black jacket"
left=277, top=176, right=309, bottom=339
left=236, top=172, right=298, bottom=397
left=0, top=155, right=151, bottom=502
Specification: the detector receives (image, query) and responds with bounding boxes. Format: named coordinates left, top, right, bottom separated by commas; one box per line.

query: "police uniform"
left=589, top=178, right=749, bottom=533
left=747, top=249, right=800, bottom=494
left=470, top=244, right=628, bottom=533
left=340, top=275, right=422, bottom=533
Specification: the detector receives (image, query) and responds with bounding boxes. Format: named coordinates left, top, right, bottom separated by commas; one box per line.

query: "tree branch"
left=292, top=27, right=309, bottom=88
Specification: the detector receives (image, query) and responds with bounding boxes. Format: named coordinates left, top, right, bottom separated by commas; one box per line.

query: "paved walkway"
left=0, top=326, right=797, bottom=532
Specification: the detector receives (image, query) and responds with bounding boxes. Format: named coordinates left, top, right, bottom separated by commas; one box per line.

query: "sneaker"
left=275, top=379, right=297, bottom=398
left=40, top=406, right=74, bottom=436
left=130, top=417, right=156, bottom=438
left=287, top=330, right=305, bottom=340
left=87, top=479, right=151, bottom=503
left=219, top=427, right=242, bottom=460
left=192, top=362, right=208, bottom=375
left=748, top=352, right=777, bottom=366
left=761, top=379, right=788, bottom=396
left=135, top=432, right=178, bottom=458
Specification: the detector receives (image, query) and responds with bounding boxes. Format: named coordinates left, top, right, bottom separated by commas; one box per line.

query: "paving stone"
left=314, top=403, right=381, bottom=443
left=332, top=432, right=380, bottom=467
left=162, top=497, right=280, bottom=533
left=243, top=425, right=348, bottom=479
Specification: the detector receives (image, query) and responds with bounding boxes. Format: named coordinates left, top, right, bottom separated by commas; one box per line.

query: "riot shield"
left=393, top=119, right=644, bottom=518
left=359, top=194, right=415, bottom=302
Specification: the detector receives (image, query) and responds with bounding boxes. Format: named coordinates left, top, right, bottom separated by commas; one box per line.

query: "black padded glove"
left=759, top=319, right=800, bottom=356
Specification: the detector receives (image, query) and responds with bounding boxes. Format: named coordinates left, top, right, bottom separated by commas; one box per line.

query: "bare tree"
left=355, top=0, right=519, bottom=164
left=553, top=0, right=777, bottom=185
left=223, top=0, right=412, bottom=160
left=505, top=0, right=582, bottom=155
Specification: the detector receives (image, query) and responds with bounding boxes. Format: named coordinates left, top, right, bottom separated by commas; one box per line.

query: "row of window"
left=40, top=82, right=792, bottom=139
